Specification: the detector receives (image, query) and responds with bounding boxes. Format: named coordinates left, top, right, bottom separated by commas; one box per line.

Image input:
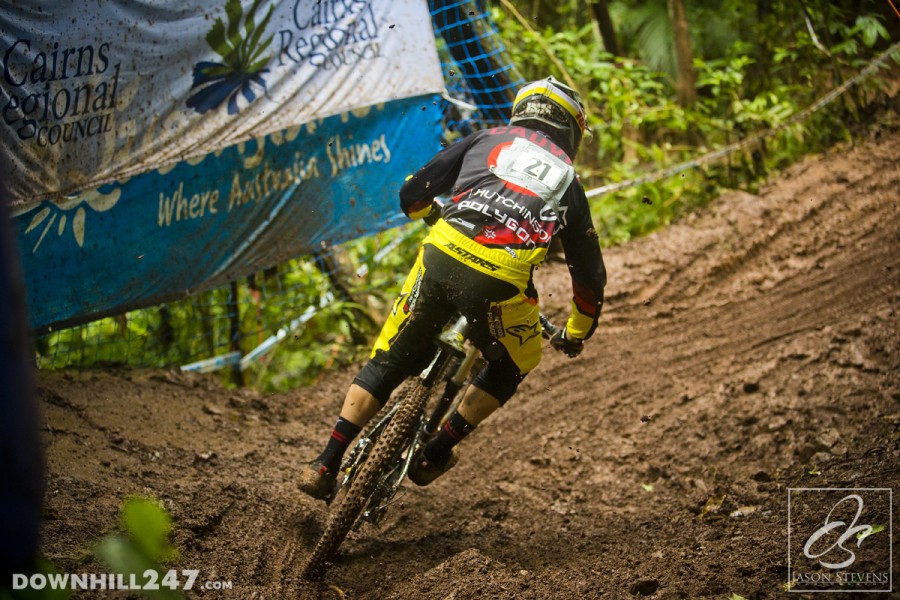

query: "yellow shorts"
left=359, top=239, right=543, bottom=404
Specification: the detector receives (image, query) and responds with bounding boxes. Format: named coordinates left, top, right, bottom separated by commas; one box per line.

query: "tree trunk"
left=667, top=0, right=697, bottom=107
left=590, top=1, right=621, bottom=56
left=228, top=281, right=245, bottom=387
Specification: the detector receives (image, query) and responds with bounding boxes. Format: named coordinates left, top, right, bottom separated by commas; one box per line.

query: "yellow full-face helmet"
left=509, top=76, right=590, bottom=158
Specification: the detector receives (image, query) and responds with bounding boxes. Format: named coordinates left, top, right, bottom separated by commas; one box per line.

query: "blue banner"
left=14, top=95, right=444, bottom=331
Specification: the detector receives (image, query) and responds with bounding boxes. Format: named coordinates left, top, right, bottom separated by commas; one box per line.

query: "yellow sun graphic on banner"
left=22, top=188, right=121, bottom=253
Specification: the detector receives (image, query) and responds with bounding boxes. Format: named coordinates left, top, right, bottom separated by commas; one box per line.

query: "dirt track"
left=37, top=124, right=900, bottom=599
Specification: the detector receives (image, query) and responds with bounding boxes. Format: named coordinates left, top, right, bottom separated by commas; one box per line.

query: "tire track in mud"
left=610, top=138, right=896, bottom=315
left=177, top=485, right=318, bottom=597
left=508, top=241, right=896, bottom=463
left=659, top=188, right=897, bottom=377
left=588, top=136, right=895, bottom=392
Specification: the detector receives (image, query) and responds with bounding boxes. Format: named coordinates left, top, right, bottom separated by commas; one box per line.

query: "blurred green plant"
left=94, top=497, right=183, bottom=600
left=0, top=497, right=184, bottom=600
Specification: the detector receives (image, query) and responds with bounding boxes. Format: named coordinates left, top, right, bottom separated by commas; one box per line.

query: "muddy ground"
left=36, top=121, right=900, bottom=599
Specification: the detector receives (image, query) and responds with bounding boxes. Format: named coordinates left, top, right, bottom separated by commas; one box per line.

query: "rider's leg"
left=340, top=383, right=382, bottom=424
left=411, top=295, right=542, bottom=485
left=301, top=249, right=452, bottom=500
left=307, top=345, right=432, bottom=481
left=313, top=384, right=382, bottom=475
left=421, top=384, right=500, bottom=466
left=409, top=363, right=524, bottom=487
left=457, top=384, right=502, bottom=425
left=299, top=354, right=429, bottom=500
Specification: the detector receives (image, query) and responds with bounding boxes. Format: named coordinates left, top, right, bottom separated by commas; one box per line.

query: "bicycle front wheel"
left=301, top=380, right=431, bottom=581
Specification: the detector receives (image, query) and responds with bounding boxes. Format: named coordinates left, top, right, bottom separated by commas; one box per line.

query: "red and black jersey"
left=399, top=126, right=606, bottom=340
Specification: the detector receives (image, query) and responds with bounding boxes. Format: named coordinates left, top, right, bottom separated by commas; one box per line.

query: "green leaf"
left=206, top=18, right=235, bottom=62
left=247, top=55, right=271, bottom=75
left=856, top=16, right=887, bottom=48
left=95, top=536, right=183, bottom=600
left=249, top=4, right=274, bottom=54
left=225, top=0, right=243, bottom=48
left=244, top=0, right=263, bottom=38
left=248, top=35, right=274, bottom=67
left=199, top=63, right=233, bottom=78
left=857, top=524, right=885, bottom=542
left=121, top=496, right=178, bottom=563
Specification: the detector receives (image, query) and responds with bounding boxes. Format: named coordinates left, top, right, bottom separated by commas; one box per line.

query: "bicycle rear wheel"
left=301, top=380, right=431, bottom=581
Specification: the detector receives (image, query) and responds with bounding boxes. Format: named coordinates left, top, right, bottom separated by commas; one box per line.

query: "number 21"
left=523, top=157, right=551, bottom=181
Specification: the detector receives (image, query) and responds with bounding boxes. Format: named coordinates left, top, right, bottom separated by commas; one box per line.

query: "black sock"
left=424, top=411, right=475, bottom=465
left=317, top=417, right=362, bottom=473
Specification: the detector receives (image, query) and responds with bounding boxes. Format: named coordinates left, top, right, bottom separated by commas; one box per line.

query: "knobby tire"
left=302, top=381, right=430, bottom=581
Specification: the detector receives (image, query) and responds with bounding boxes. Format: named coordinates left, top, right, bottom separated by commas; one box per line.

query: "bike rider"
left=299, top=76, right=607, bottom=500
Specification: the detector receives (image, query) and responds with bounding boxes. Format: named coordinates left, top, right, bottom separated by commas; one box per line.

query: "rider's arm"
left=558, top=180, right=606, bottom=341
left=399, top=133, right=481, bottom=220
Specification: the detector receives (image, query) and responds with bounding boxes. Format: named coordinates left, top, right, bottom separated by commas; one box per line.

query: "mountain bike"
left=301, top=312, right=560, bottom=581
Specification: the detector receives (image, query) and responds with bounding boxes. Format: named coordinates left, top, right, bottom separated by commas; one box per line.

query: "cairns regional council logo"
left=187, top=0, right=274, bottom=115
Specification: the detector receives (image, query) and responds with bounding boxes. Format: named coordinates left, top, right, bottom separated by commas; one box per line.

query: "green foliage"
left=119, top=497, right=179, bottom=563
left=495, top=0, right=897, bottom=246
left=0, top=497, right=190, bottom=600
left=608, top=0, right=674, bottom=76
left=250, top=299, right=373, bottom=392
left=95, top=497, right=183, bottom=600
left=247, top=224, right=426, bottom=392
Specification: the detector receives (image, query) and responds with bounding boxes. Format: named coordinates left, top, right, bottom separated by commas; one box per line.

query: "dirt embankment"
left=36, top=125, right=900, bottom=599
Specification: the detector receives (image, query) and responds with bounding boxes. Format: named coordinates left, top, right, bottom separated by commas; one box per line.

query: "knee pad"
left=353, top=357, right=410, bottom=406
left=472, top=356, right=525, bottom=405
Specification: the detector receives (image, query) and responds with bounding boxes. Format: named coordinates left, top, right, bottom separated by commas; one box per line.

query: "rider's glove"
left=551, top=327, right=584, bottom=358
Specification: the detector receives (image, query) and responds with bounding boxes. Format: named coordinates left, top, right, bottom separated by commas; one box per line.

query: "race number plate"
left=490, top=138, right=575, bottom=208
